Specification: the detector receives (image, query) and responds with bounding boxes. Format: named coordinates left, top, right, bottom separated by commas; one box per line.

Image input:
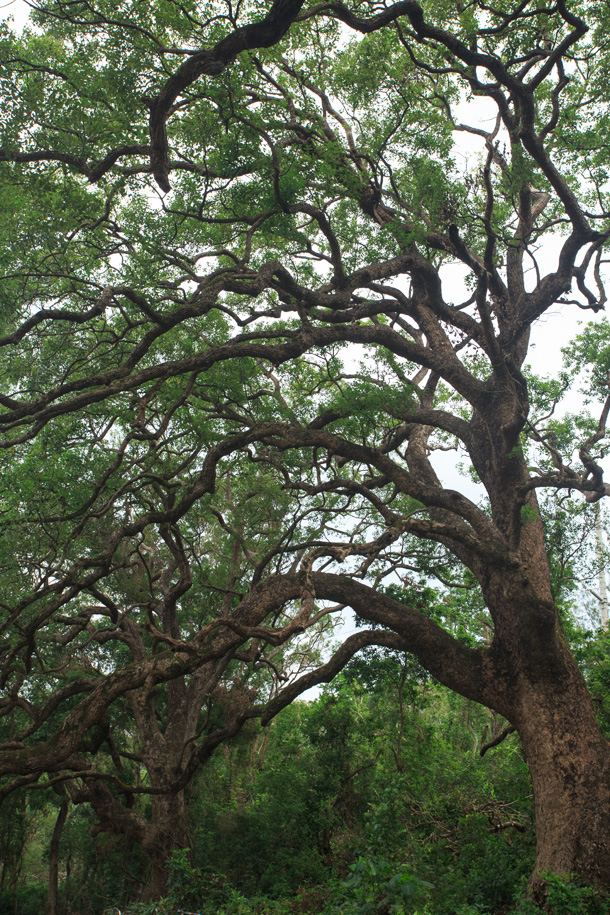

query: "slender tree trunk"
left=47, top=787, right=69, bottom=915
left=595, top=505, right=608, bottom=627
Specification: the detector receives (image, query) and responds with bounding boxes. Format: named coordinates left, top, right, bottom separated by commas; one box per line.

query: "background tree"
left=0, top=421, right=343, bottom=897
left=3, top=0, right=610, bottom=902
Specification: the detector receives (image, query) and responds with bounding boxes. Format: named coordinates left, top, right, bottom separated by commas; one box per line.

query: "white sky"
left=0, top=0, right=29, bottom=28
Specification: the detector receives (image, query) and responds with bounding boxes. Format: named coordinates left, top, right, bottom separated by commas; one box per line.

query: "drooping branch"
left=260, top=573, right=508, bottom=725
left=261, top=628, right=409, bottom=723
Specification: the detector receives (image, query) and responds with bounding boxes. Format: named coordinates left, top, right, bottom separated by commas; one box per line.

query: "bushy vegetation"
left=4, top=627, right=610, bottom=915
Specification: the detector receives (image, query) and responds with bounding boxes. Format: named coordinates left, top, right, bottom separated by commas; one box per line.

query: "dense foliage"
left=0, top=672, right=537, bottom=915
left=5, top=638, right=610, bottom=914
left=3, top=0, right=610, bottom=909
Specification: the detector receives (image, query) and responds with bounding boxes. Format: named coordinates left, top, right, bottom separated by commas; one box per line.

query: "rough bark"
left=518, top=668, right=610, bottom=890
left=47, top=787, right=69, bottom=915
left=140, top=793, right=190, bottom=900
left=483, top=579, right=610, bottom=887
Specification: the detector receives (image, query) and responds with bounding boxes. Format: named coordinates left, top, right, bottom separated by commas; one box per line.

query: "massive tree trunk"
left=464, top=395, right=610, bottom=887
left=81, top=776, right=191, bottom=901
left=141, top=791, right=190, bottom=900
left=482, top=565, right=610, bottom=891
left=519, top=675, right=610, bottom=890
left=502, top=621, right=610, bottom=888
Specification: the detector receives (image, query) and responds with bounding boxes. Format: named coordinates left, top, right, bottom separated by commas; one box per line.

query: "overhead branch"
left=148, top=0, right=308, bottom=190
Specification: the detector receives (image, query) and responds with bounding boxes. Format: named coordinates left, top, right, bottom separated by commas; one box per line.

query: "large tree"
left=2, top=0, right=610, bottom=900
left=0, top=420, right=344, bottom=897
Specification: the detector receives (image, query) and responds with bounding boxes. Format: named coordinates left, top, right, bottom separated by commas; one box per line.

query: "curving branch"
left=148, top=0, right=308, bottom=191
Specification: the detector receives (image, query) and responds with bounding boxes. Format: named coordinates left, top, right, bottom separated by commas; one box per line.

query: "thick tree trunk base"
left=516, top=675, right=610, bottom=891
left=141, top=792, right=190, bottom=900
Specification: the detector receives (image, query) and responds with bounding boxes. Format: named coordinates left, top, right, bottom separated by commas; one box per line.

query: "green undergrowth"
left=116, top=854, right=610, bottom=915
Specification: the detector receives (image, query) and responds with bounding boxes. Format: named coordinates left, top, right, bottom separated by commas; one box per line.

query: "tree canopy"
left=2, top=0, right=610, bottom=903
